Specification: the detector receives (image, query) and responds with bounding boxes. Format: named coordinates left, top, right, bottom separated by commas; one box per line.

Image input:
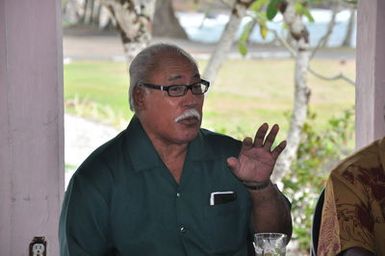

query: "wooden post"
left=356, top=0, right=385, bottom=148
left=0, top=0, right=64, bottom=255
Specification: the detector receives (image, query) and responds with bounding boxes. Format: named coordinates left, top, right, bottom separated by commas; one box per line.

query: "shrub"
left=282, top=108, right=354, bottom=252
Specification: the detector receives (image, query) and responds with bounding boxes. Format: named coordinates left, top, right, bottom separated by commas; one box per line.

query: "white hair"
left=128, top=43, right=198, bottom=112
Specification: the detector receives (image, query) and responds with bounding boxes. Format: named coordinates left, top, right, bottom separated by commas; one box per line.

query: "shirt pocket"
left=204, top=200, right=249, bottom=254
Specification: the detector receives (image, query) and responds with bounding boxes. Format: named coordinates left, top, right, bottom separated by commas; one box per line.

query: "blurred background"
left=62, top=0, right=356, bottom=253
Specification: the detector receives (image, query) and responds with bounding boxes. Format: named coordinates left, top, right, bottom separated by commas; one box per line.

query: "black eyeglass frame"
left=139, top=79, right=210, bottom=97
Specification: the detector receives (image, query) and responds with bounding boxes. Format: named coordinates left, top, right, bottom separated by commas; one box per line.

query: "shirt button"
left=180, top=226, right=187, bottom=233
left=176, top=192, right=181, bottom=198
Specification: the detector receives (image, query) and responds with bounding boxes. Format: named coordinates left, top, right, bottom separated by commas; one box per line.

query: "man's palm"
left=227, top=123, right=286, bottom=182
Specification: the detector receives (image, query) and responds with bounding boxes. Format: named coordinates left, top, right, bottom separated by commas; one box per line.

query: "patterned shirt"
left=318, top=137, right=385, bottom=255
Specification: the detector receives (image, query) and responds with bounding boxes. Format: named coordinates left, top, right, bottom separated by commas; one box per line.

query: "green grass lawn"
left=64, top=58, right=355, bottom=141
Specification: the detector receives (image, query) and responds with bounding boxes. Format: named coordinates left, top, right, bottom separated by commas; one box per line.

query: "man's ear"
left=133, top=86, right=146, bottom=111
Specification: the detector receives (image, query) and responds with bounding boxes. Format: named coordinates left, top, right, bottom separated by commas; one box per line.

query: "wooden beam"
left=356, top=0, right=385, bottom=148
left=0, top=0, right=64, bottom=254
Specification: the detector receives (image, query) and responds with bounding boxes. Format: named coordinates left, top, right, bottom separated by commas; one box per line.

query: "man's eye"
left=169, top=86, right=185, bottom=92
left=192, top=84, right=203, bottom=91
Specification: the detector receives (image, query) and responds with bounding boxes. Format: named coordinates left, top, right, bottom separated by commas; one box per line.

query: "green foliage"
left=257, top=13, right=269, bottom=39
left=343, top=0, right=357, bottom=4
left=294, top=2, right=314, bottom=22
left=239, top=0, right=270, bottom=55
left=282, top=108, right=354, bottom=252
left=239, top=20, right=255, bottom=56
left=238, top=0, right=314, bottom=54
left=266, top=0, right=283, bottom=20
left=249, top=0, right=269, bottom=12
left=238, top=11, right=269, bottom=56
left=265, top=0, right=315, bottom=24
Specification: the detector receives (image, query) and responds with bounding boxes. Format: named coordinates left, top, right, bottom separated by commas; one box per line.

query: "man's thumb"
left=226, top=157, right=238, bottom=171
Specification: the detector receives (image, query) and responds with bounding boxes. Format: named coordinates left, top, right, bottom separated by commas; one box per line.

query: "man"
left=318, top=137, right=385, bottom=256
left=59, top=43, right=292, bottom=255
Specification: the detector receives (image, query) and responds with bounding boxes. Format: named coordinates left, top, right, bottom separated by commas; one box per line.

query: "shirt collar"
left=124, top=116, right=216, bottom=172
left=185, top=129, right=216, bottom=161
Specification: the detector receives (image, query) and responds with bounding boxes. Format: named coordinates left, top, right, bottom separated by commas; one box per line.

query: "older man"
left=59, top=44, right=292, bottom=256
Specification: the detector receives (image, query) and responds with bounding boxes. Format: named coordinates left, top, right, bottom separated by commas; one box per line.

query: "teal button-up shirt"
left=60, top=116, right=252, bottom=256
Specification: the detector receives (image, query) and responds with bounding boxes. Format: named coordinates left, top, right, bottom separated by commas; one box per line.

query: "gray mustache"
left=175, top=109, right=201, bottom=123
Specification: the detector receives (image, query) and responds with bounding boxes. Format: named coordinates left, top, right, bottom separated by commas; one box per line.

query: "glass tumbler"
left=253, top=232, right=287, bottom=256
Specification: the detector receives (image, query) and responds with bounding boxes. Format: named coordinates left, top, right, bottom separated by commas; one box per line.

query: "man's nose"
left=183, top=89, right=201, bottom=106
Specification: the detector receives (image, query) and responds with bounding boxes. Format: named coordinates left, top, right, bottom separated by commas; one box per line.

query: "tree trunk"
left=62, top=0, right=81, bottom=24
left=152, top=0, right=188, bottom=39
left=203, top=0, right=254, bottom=84
left=81, top=0, right=88, bottom=23
left=271, top=1, right=311, bottom=183
left=98, top=5, right=115, bottom=30
left=102, top=0, right=156, bottom=67
left=341, top=8, right=355, bottom=47
left=83, top=0, right=95, bottom=24
left=91, top=0, right=102, bottom=26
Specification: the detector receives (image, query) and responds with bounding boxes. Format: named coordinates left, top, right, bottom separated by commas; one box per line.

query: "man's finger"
left=271, top=140, right=287, bottom=159
left=254, top=123, right=268, bottom=147
left=240, top=137, right=253, bottom=152
left=263, top=124, right=279, bottom=150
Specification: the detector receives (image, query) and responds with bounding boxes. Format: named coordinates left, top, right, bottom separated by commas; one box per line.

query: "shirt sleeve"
left=59, top=169, right=113, bottom=256
left=317, top=171, right=375, bottom=256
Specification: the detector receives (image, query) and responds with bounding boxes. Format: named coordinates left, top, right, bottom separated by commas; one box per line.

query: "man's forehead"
left=167, top=73, right=200, bottom=82
left=152, top=53, right=200, bottom=81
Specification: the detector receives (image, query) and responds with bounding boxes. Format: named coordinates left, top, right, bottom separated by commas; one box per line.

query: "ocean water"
left=176, top=9, right=356, bottom=48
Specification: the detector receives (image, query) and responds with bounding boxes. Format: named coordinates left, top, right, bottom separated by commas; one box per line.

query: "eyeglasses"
left=139, top=79, right=210, bottom=97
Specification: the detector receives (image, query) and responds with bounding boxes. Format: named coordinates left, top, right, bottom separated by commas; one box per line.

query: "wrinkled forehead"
left=149, top=51, right=200, bottom=81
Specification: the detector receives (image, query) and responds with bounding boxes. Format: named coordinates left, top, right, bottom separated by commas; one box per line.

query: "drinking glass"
left=253, top=233, right=287, bottom=256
